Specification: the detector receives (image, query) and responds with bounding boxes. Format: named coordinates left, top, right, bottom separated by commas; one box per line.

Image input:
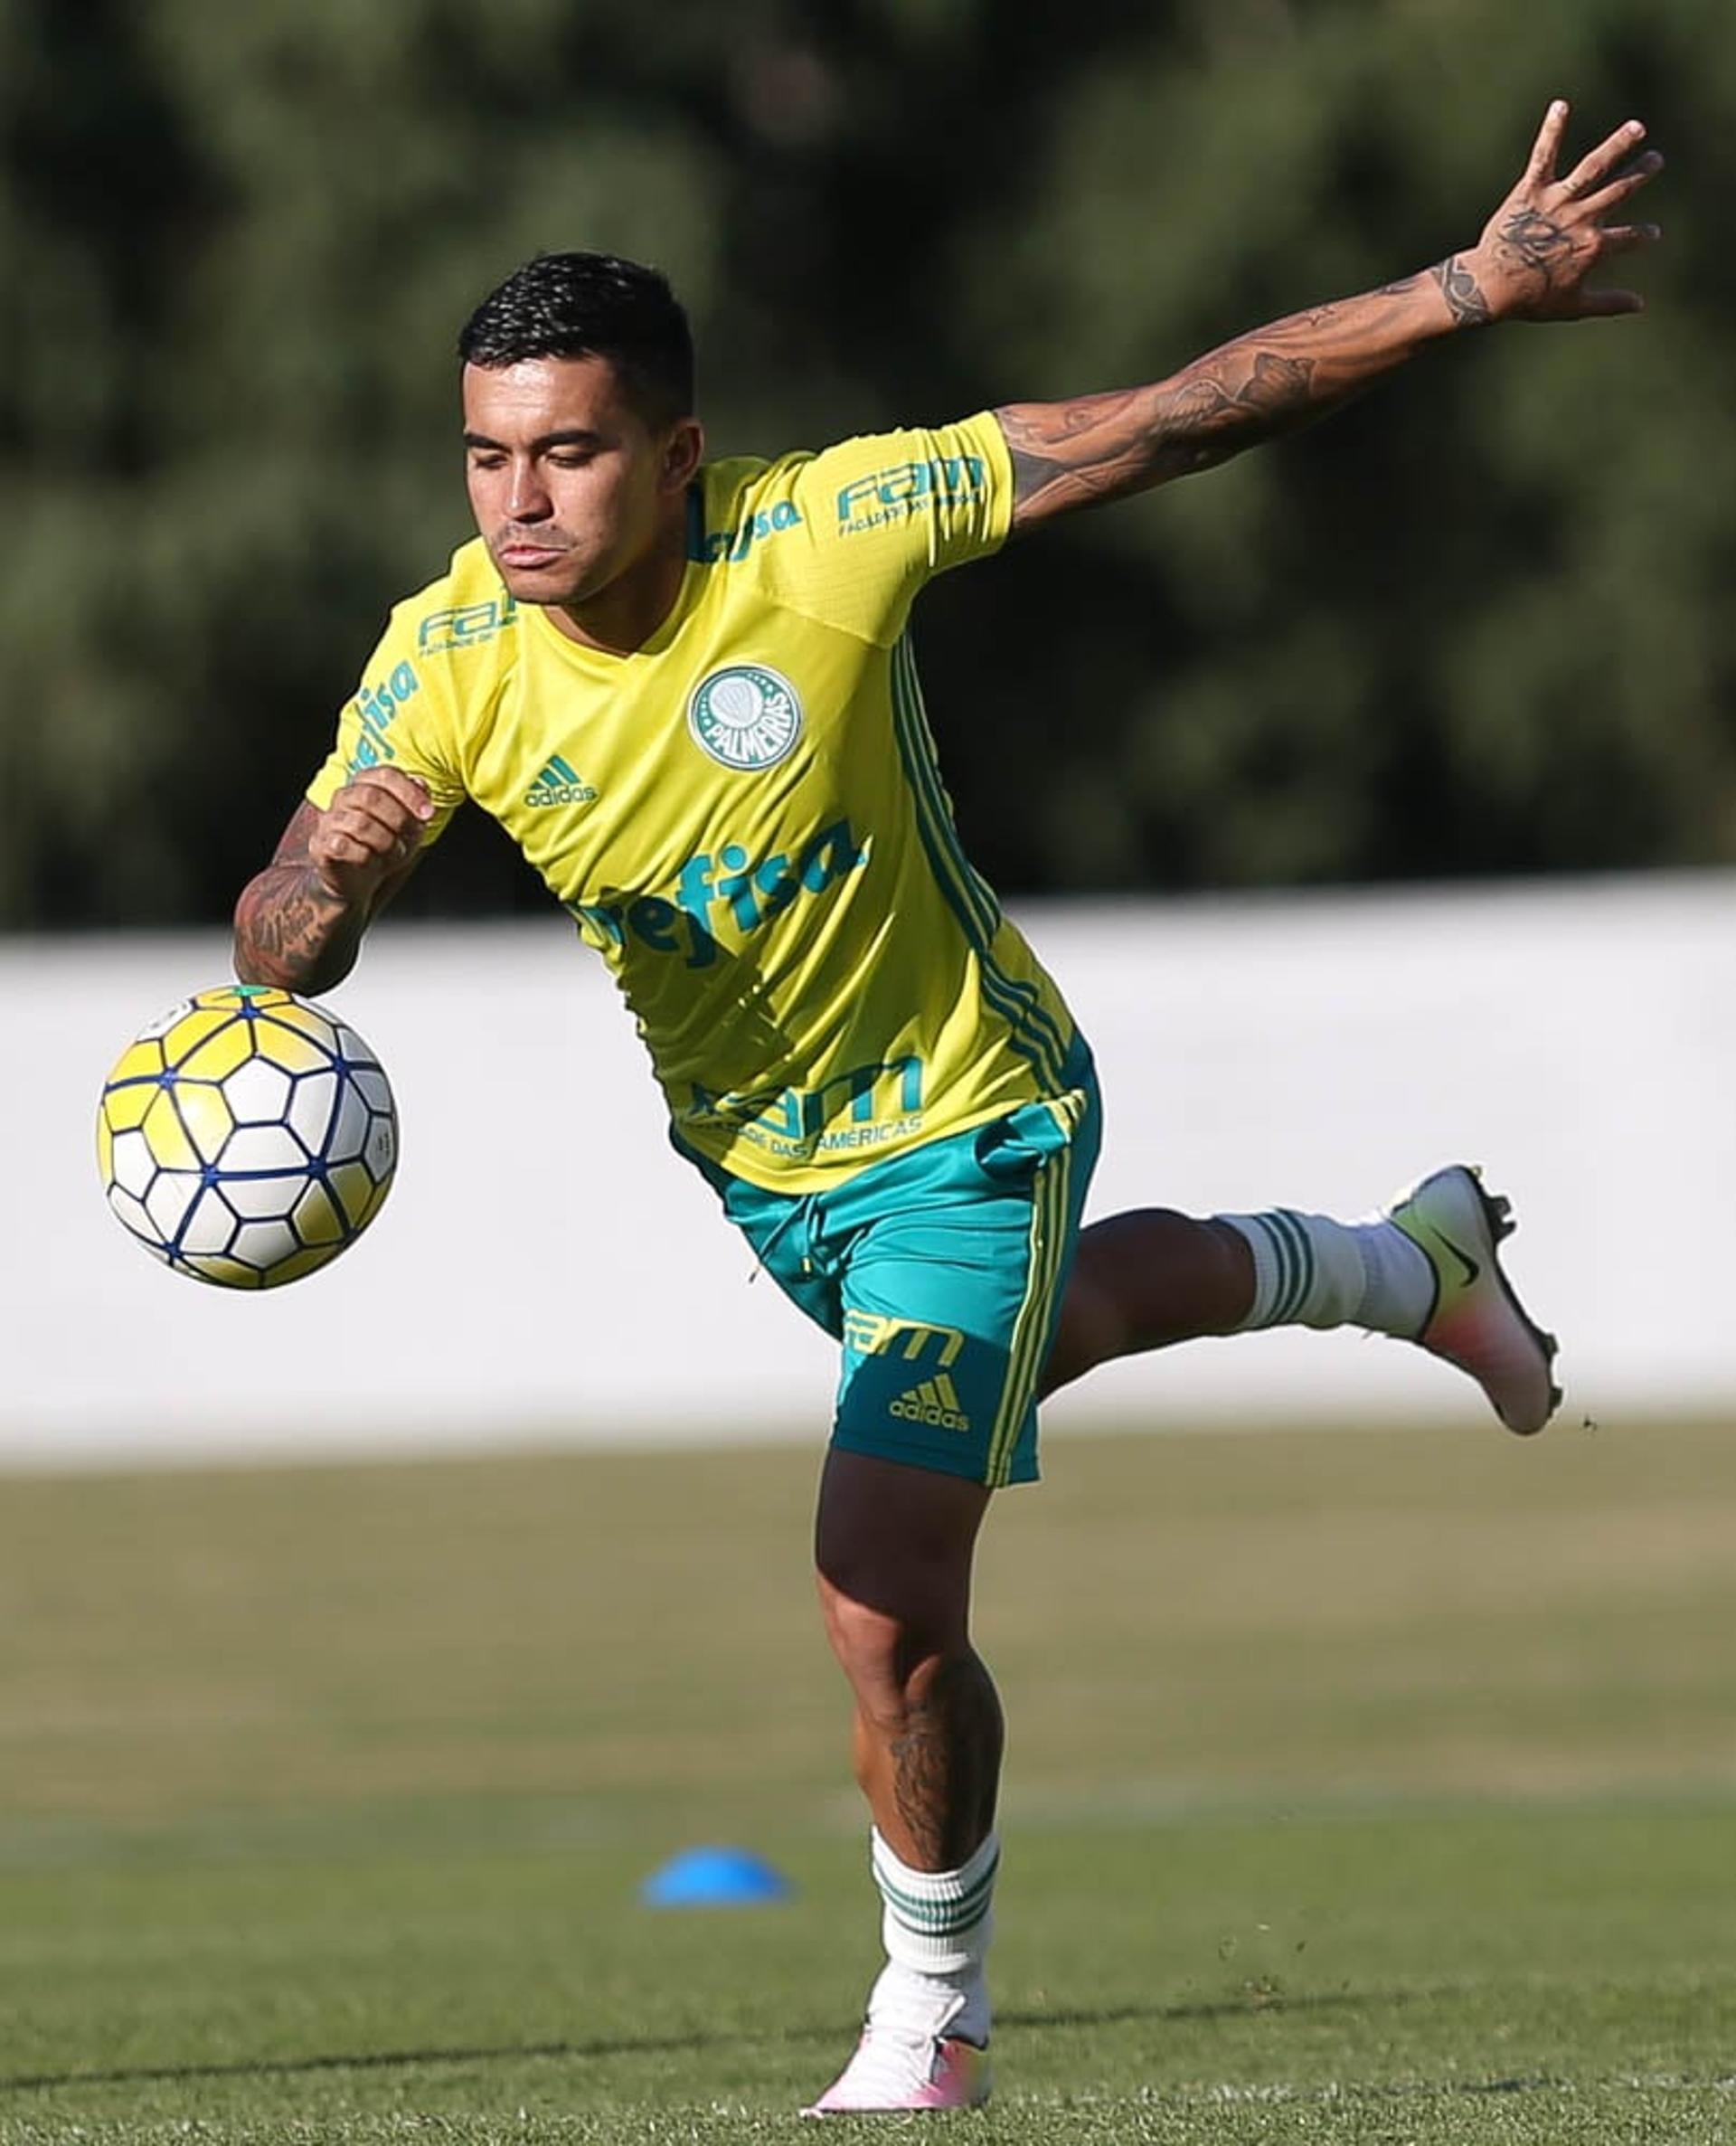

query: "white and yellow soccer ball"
left=96, top=984, right=397, bottom=1288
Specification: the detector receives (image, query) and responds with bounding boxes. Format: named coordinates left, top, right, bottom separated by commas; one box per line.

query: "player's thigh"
left=814, top=1447, right=990, bottom=1654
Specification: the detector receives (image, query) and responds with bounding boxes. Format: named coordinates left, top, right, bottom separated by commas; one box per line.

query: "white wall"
left=5, top=873, right=1732, bottom=1468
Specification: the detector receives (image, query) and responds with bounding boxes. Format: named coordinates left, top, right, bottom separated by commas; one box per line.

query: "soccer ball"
left=96, top=984, right=398, bottom=1288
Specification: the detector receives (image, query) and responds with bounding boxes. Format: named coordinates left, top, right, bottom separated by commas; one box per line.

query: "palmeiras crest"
left=686, top=663, right=804, bottom=771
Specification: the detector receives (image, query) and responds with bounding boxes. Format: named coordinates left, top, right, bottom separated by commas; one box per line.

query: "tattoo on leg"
left=887, top=1650, right=1005, bottom=1867
left=1429, top=255, right=1493, bottom=327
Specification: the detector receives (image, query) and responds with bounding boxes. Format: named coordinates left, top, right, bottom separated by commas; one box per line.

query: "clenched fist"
left=308, top=768, right=436, bottom=907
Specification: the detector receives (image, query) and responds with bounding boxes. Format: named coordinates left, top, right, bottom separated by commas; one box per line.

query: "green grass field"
left=5, top=1417, right=1736, bottom=2142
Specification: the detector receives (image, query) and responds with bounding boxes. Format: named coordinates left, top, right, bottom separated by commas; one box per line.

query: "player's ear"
left=661, top=415, right=704, bottom=491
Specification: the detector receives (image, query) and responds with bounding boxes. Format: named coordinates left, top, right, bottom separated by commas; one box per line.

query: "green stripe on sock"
left=1250, top=1214, right=1294, bottom=1328
left=876, top=1859, right=1001, bottom=1933
left=1270, top=1208, right=1316, bottom=1324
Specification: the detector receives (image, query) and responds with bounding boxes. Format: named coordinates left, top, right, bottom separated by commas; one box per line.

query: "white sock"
left=867, top=1828, right=996, bottom=2046
left=1220, top=1208, right=1434, bottom=1338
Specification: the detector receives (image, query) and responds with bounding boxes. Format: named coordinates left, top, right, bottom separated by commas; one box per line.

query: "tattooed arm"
left=1000, top=100, right=1661, bottom=531
left=233, top=769, right=433, bottom=992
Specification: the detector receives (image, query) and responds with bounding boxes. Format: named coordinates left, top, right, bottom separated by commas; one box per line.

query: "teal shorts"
left=684, top=1046, right=1101, bottom=1488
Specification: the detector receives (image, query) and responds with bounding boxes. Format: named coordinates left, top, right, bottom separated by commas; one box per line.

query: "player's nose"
left=505, top=464, right=553, bottom=521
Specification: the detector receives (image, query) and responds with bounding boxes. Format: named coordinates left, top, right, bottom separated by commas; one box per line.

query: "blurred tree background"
left=1, top=0, right=1730, bottom=929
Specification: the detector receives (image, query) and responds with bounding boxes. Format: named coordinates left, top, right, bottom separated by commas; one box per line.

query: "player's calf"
left=1044, top=1209, right=1257, bottom=1394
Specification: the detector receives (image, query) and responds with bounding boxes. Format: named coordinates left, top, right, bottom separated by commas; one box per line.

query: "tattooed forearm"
left=995, top=108, right=1662, bottom=532
left=233, top=791, right=424, bottom=991
left=999, top=269, right=1461, bottom=529
left=233, top=866, right=366, bottom=993
left=1001, top=354, right=1323, bottom=523
left=1429, top=253, right=1494, bottom=327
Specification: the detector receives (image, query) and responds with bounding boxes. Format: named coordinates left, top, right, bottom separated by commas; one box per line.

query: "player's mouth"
left=496, top=540, right=571, bottom=570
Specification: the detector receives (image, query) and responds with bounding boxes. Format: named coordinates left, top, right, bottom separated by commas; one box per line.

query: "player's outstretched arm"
left=233, top=769, right=433, bottom=993
left=998, top=101, right=1662, bottom=532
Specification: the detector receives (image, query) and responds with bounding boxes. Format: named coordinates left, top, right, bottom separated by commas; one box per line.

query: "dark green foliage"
left=2, top=0, right=1728, bottom=925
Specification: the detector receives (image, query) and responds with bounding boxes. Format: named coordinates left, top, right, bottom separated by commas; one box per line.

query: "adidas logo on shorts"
left=890, top=1373, right=971, bottom=1432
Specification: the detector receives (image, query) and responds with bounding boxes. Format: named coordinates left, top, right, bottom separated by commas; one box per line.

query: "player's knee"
left=816, top=1572, right=966, bottom=1716
left=813, top=1450, right=983, bottom=1706
left=818, top=1586, right=901, bottom=1707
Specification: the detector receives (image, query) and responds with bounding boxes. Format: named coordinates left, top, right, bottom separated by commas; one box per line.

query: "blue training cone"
left=640, top=1845, right=793, bottom=1907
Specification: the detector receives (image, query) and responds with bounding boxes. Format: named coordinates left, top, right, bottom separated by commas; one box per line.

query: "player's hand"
left=1465, top=102, right=1662, bottom=324
left=307, top=769, right=434, bottom=905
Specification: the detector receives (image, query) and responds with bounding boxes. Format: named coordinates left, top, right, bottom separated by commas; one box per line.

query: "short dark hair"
left=458, top=252, right=693, bottom=430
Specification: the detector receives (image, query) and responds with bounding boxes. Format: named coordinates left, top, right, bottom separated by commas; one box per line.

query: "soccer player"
left=233, top=102, right=1657, bottom=2113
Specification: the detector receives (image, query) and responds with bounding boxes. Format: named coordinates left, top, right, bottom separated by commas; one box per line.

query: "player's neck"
left=543, top=511, right=690, bottom=657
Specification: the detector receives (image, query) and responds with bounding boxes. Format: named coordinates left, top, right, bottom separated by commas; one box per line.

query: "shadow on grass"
left=998, top=1991, right=1369, bottom=2030
left=0, top=1990, right=1379, bottom=2095
left=0, top=2034, right=728, bottom=2096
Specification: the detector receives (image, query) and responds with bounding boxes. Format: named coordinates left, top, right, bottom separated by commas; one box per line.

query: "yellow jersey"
left=307, top=410, right=1080, bottom=1195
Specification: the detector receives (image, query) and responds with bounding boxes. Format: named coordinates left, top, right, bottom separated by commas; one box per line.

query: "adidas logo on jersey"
left=524, top=754, right=598, bottom=808
left=890, top=1373, right=971, bottom=1432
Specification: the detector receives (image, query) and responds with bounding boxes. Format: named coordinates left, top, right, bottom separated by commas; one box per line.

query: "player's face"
left=461, top=356, right=701, bottom=609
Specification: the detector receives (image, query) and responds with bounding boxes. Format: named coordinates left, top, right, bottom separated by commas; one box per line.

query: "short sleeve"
left=306, top=597, right=467, bottom=844
left=765, top=410, right=1014, bottom=646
